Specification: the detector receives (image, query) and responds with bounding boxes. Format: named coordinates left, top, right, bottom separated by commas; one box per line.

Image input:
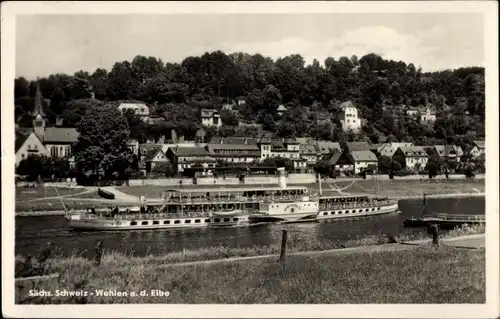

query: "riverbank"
left=15, top=233, right=485, bottom=304
left=14, top=179, right=485, bottom=215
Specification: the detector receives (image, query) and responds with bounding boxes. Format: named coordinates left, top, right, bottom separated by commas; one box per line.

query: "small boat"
left=97, top=188, right=115, bottom=200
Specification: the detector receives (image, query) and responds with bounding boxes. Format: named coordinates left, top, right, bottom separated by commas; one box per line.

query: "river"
left=15, top=196, right=484, bottom=258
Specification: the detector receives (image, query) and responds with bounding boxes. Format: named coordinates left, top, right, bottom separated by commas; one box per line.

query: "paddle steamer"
left=66, top=168, right=399, bottom=231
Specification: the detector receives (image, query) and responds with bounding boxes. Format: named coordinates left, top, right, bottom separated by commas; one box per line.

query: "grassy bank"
left=15, top=245, right=485, bottom=304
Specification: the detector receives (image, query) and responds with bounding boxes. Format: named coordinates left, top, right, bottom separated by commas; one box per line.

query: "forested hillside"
left=15, top=51, right=485, bottom=147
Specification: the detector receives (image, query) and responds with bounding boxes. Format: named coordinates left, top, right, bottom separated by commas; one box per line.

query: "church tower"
left=31, top=80, right=47, bottom=141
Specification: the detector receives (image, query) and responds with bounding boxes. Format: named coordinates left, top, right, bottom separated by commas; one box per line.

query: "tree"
left=152, top=162, right=175, bottom=177
left=72, top=103, right=133, bottom=179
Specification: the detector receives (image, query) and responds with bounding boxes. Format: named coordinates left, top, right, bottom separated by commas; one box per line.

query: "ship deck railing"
left=319, top=200, right=397, bottom=210
left=163, top=195, right=315, bottom=204
left=428, top=213, right=485, bottom=222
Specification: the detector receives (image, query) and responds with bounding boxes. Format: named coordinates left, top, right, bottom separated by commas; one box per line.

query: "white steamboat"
left=65, top=167, right=399, bottom=231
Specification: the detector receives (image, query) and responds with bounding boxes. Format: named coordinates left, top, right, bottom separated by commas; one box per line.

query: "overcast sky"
left=16, top=13, right=484, bottom=79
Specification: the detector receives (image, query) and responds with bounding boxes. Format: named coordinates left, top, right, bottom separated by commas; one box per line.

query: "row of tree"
left=15, top=51, right=485, bottom=147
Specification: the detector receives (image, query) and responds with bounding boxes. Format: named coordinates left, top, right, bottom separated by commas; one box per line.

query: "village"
left=15, top=86, right=485, bottom=182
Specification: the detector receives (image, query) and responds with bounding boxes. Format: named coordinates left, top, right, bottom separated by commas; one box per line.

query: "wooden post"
left=280, top=230, right=288, bottom=263
left=94, top=240, right=104, bottom=266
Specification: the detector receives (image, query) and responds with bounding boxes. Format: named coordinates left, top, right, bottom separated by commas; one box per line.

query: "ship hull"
left=316, top=203, right=399, bottom=220
left=67, top=215, right=249, bottom=231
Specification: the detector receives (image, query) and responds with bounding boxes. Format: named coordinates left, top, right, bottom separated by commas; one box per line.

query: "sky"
left=16, top=13, right=485, bottom=79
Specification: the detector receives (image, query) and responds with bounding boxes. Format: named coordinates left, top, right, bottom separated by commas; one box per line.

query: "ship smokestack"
left=277, top=167, right=287, bottom=189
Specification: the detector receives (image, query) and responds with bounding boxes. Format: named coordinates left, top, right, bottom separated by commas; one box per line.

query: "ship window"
left=351, top=210, right=355, bottom=213
left=233, top=218, right=239, bottom=222
left=223, top=218, right=230, bottom=222
left=174, top=220, right=181, bottom=224
left=153, top=221, right=159, bottom=225
left=291, top=208, right=295, bottom=213
left=365, top=209, right=369, bottom=212
left=130, top=221, right=137, bottom=226
left=214, top=218, right=220, bottom=222
left=195, top=219, right=201, bottom=223
left=164, top=220, right=170, bottom=224
left=141, top=221, right=148, bottom=225
left=371, top=208, right=375, bottom=211
left=323, top=212, right=328, bottom=216
left=185, top=220, right=191, bottom=224
left=358, top=209, right=363, bottom=213
left=377, top=207, right=381, bottom=210
left=205, top=219, right=210, bottom=222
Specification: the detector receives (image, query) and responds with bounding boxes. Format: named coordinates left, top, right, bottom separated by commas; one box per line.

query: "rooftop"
left=349, top=150, right=378, bottom=162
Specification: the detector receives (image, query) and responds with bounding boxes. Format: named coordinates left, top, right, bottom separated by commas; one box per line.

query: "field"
left=15, top=245, right=485, bottom=304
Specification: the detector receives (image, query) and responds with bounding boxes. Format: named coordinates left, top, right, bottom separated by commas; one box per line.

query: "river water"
left=15, top=197, right=484, bottom=258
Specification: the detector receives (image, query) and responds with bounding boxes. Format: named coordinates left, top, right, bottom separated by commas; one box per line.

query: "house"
left=374, top=142, right=414, bottom=157
left=338, top=101, right=362, bottom=132
left=235, top=96, right=246, bottom=106
left=426, top=145, right=464, bottom=162
left=258, top=138, right=304, bottom=169
left=127, top=139, right=140, bottom=156
left=298, top=141, right=320, bottom=166
left=345, top=142, right=371, bottom=153
left=347, top=150, right=378, bottom=174
left=393, top=146, right=428, bottom=171
left=419, top=106, right=437, bottom=124
left=329, top=151, right=354, bottom=173
left=118, top=103, right=150, bottom=122
left=207, top=137, right=260, bottom=164
left=166, top=146, right=216, bottom=176
left=277, top=105, right=288, bottom=116
left=15, top=132, right=49, bottom=166
left=467, top=140, right=485, bottom=159
left=315, top=112, right=332, bottom=124
left=143, top=147, right=169, bottom=172
left=15, top=82, right=79, bottom=164
left=406, top=108, right=420, bottom=118
left=314, top=141, right=342, bottom=157
left=201, top=109, right=222, bottom=127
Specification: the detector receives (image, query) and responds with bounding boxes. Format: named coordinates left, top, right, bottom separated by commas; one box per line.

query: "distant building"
left=118, top=102, right=150, bottom=122
left=374, top=142, right=414, bottom=157
left=393, top=146, right=428, bottom=171
left=15, top=81, right=79, bottom=166
left=345, top=142, right=371, bottom=153
left=201, top=109, right=222, bottom=128
left=347, top=150, right=378, bottom=174
left=329, top=151, right=354, bottom=173
left=314, top=141, right=342, bottom=157
left=338, top=101, right=362, bottom=132
left=15, top=132, right=49, bottom=166
left=143, top=147, right=169, bottom=172
left=207, top=137, right=260, bottom=163
left=166, top=146, right=216, bottom=176
left=467, top=140, right=485, bottom=159
left=127, top=139, right=140, bottom=156
left=426, top=145, right=464, bottom=163
left=235, top=96, right=246, bottom=106
left=277, top=105, right=288, bottom=116
left=419, top=106, right=437, bottom=125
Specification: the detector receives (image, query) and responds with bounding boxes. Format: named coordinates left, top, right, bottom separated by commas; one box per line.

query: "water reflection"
left=15, top=197, right=485, bottom=258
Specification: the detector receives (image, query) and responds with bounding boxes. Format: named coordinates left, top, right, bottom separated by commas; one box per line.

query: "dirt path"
left=158, top=234, right=485, bottom=268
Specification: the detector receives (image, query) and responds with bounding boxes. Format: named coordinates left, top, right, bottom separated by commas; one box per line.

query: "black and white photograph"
left=2, top=1, right=499, bottom=318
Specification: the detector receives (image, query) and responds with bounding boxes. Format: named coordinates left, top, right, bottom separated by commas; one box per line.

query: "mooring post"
left=280, top=230, right=288, bottom=263
left=94, top=240, right=104, bottom=265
